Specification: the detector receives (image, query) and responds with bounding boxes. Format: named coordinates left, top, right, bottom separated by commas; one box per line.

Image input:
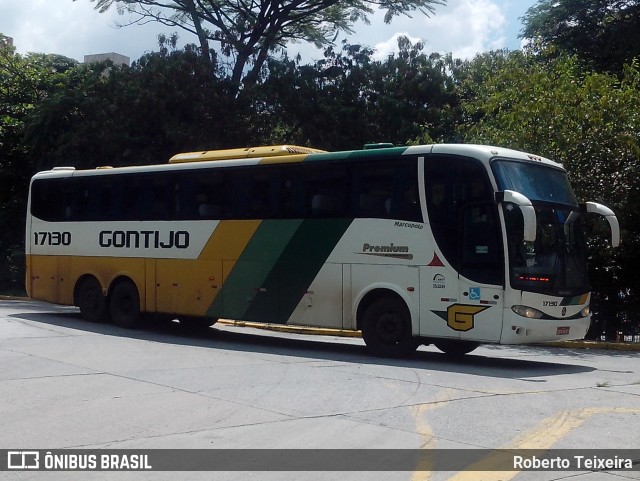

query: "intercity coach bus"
left=25, top=144, right=620, bottom=356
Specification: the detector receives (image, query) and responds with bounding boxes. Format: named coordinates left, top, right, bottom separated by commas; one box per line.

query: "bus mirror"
left=582, top=202, right=620, bottom=247
left=495, top=190, right=537, bottom=242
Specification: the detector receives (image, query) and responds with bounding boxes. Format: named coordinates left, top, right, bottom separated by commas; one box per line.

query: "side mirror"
left=581, top=202, right=620, bottom=247
left=495, top=190, right=537, bottom=242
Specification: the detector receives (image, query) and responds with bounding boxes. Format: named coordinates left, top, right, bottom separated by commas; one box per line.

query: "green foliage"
left=458, top=50, right=640, bottom=311
left=0, top=40, right=78, bottom=292
left=80, top=0, right=445, bottom=91
left=253, top=37, right=458, bottom=150
left=23, top=46, right=244, bottom=170
left=521, top=0, right=640, bottom=74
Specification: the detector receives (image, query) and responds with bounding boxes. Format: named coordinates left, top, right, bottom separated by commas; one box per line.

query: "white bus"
left=26, top=144, right=620, bottom=356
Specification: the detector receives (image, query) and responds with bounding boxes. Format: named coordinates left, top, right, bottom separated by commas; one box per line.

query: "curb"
left=218, top=319, right=362, bottom=338
left=219, top=319, right=640, bottom=351
left=538, top=340, right=640, bottom=351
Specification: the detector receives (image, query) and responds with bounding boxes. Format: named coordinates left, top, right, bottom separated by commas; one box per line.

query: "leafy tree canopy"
left=521, top=0, right=640, bottom=73
left=80, top=0, right=445, bottom=91
left=458, top=50, right=640, bottom=299
left=0, top=38, right=77, bottom=291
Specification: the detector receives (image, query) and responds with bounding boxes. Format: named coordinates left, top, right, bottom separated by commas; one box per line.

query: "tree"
left=458, top=50, right=640, bottom=338
left=24, top=46, right=244, bottom=170
left=253, top=37, right=458, bottom=150
left=81, top=0, right=445, bottom=91
left=521, top=0, right=640, bottom=73
left=0, top=37, right=78, bottom=292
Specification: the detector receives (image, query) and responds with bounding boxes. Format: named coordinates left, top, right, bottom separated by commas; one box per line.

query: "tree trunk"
left=184, top=0, right=213, bottom=68
left=230, top=48, right=253, bottom=95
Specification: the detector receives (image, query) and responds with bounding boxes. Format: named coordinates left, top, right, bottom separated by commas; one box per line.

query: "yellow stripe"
left=198, top=220, right=261, bottom=284
left=410, top=390, right=457, bottom=481
left=443, top=407, right=640, bottom=481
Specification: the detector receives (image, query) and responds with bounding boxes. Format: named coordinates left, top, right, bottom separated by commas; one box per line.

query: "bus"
left=25, top=143, right=620, bottom=356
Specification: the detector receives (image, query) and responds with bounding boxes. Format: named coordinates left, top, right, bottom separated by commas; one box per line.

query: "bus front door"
left=456, top=202, right=505, bottom=343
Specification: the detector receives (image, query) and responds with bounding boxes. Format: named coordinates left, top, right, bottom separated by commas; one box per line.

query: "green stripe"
left=211, top=218, right=352, bottom=323
left=244, top=218, right=352, bottom=323
left=207, top=220, right=302, bottom=319
left=305, top=146, right=408, bottom=163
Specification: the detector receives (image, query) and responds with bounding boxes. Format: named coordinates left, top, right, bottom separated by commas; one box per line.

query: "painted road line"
left=442, top=407, right=640, bottom=481
left=411, top=390, right=457, bottom=481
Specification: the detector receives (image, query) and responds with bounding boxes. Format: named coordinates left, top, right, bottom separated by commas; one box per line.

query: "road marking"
left=411, top=389, right=456, bottom=481
left=443, top=406, right=640, bottom=481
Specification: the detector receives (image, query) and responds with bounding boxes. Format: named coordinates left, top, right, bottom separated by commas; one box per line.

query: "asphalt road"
left=1, top=299, right=639, bottom=481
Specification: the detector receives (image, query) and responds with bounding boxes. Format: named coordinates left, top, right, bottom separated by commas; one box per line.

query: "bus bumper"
left=500, top=312, right=590, bottom=344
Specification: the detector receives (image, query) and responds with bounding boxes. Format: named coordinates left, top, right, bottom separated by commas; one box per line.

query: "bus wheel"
left=361, top=296, right=418, bottom=357
left=109, top=280, right=141, bottom=328
left=434, top=340, right=480, bottom=356
left=76, top=277, right=107, bottom=323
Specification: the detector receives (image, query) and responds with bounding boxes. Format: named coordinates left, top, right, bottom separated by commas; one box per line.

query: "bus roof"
left=169, top=143, right=563, bottom=169
left=32, top=143, right=564, bottom=180
left=169, top=145, right=327, bottom=163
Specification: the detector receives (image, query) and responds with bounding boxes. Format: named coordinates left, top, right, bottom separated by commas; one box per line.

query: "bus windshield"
left=492, top=159, right=577, bottom=205
left=492, top=160, right=589, bottom=295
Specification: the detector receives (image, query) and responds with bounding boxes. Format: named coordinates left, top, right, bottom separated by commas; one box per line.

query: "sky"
left=0, top=0, right=537, bottom=64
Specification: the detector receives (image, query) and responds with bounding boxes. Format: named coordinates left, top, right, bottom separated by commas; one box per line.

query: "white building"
left=84, top=52, right=130, bottom=67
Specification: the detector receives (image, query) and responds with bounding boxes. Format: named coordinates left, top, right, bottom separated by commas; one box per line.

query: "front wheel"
left=434, top=340, right=480, bottom=356
left=110, top=280, right=141, bottom=328
left=361, top=296, right=418, bottom=358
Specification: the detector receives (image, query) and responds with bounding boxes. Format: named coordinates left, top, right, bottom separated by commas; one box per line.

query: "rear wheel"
left=361, top=296, right=418, bottom=357
left=110, top=280, right=141, bottom=328
left=76, top=277, right=107, bottom=323
left=434, top=340, right=480, bottom=356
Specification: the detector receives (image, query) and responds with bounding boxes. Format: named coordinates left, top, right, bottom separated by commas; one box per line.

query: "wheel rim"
left=376, top=310, right=404, bottom=344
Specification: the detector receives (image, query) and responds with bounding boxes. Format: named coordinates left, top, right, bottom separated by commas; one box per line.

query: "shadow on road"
left=3, top=300, right=601, bottom=379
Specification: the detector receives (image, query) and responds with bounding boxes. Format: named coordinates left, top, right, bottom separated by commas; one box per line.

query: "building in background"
left=1, top=35, right=14, bottom=51
left=84, top=52, right=130, bottom=67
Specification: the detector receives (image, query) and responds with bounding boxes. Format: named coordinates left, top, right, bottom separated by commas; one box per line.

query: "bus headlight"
left=512, top=305, right=544, bottom=319
left=580, top=306, right=590, bottom=317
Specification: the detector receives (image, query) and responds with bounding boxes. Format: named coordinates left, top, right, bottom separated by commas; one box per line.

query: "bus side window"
left=387, top=161, right=421, bottom=221
left=195, top=170, right=227, bottom=220
left=425, top=155, right=501, bottom=282
left=233, top=167, right=277, bottom=219
left=306, top=163, right=347, bottom=218
left=352, top=164, right=390, bottom=219
left=351, top=158, right=421, bottom=222
left=83, top=178, right=111, bottom=221
left=279, top=167, right=304, bottom=218
left=31, top=179, right=63, bottom=221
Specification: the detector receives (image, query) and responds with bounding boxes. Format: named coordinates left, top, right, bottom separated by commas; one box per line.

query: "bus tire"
left=361, top=296, right=418, bottom=357
left=434, top=340, right=480, bottom=356
left=76, top=277, right=107, bottom=323
left=109, top=280, right=141, bottom=329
